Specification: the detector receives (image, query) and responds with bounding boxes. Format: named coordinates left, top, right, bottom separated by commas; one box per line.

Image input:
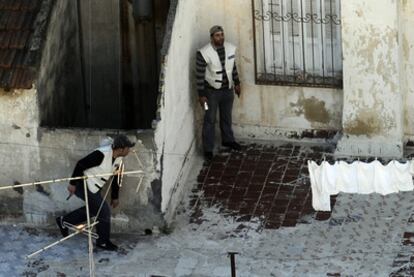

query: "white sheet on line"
left=308, top=160, right=414, bottom=211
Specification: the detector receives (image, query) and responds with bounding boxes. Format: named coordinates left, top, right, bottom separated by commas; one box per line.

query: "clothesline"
left=0, top=170, right=144, bottom=191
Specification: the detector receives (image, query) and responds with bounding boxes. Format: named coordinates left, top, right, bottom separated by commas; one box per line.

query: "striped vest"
left=199, top=42, right=236, bottom=89
left=84, top=146, right=123, bottom=193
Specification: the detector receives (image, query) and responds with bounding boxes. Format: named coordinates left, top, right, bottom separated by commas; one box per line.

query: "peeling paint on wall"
left=242, top=55, right=252, bottom=64
left=355, top=9, right=364, bottom=18
left=402, top=0, right=409, bottom=9
left=344, top=112, right=381, bottom=137
left=399, top=0, right=414, bottom=139
left=403, top=34, right=410, bottom=59
left=356, top=26, right=381, bottom=68
left=338, top=0, right=403, bottom=157
left=343, top=109, right=396, bottom=137
left=290, top=96, right=330, bottom=124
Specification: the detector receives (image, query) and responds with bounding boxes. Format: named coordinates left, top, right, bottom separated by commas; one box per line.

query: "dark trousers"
left=203, top=88, right=235, bottom=152
left=63, top=185, right=111, bottom=243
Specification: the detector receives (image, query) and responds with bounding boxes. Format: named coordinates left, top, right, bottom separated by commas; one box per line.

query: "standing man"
left=196, top=25, right=242, bottom=161
left=56, top=134, right=135, bottom=251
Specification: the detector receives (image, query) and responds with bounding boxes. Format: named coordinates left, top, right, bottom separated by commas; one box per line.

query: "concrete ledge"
left=335, top=135, right=403, bottom=158
left=233, top=124, right=339, bottom=143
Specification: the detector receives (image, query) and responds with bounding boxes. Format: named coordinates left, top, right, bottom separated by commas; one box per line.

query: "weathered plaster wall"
left=0, top=89, right=40, bottom=221
left=193, top=0, right=343, bottom=141
left=336, top=0, right=403, bottom=157
left=0, top=1, right=165, bottom=232
left=402, top=1, right=414, bottom=139
left=154, top=0, right=199, bottom=222
left=33, top=130, right=163, bottom=232
left=0, top=94, right=163, bottom=231
left=155, top=0, right=342, bottom=222
left=0, top=92, right=162, bottom=230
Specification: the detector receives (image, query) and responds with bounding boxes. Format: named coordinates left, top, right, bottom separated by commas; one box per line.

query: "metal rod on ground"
left=26, top=221, right=99, bottom=259
left=0, top=170, right=144, bottom=191
left=228, top=252, right=239, bottom=277
left=84, top=179, right=95, bottom=277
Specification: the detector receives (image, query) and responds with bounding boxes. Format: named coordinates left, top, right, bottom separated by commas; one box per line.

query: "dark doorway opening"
left=121, top=0, right=170, bottom=129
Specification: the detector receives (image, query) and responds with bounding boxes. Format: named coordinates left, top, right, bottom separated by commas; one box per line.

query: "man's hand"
left=67, top=184, right=76, bottom=195
left=111, top=199, right=119, bottom=208
left=234, top=85, right=241, bottom=98
left=199, top=96, right=207, bottom=107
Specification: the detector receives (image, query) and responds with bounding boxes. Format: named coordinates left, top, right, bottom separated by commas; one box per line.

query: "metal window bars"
left=252, top=0, right=343, bottom=88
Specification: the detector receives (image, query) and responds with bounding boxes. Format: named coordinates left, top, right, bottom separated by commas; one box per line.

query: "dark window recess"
left=253, top=0, right=342, bottom=88
left=39, top=0, right=170, bottom=129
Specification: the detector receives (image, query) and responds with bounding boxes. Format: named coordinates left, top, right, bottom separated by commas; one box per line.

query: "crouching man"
left=56, top=134, right=135, bottom=251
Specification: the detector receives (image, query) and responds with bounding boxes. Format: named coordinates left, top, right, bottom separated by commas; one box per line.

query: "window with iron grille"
left=253, top=0, right=342, bottom=88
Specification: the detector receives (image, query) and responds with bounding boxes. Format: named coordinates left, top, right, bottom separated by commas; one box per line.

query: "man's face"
left=211, top=31, right=224, bottom=47
left=119, top=147, right=131, bottom=157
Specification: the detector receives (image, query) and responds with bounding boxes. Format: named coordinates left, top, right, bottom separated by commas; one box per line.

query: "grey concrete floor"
left=1, top=141, right=414, bottom=276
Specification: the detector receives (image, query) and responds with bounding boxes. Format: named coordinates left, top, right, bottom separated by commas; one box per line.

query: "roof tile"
left=0, top=0, right=43, bottom=90
left=19, top=0, right=33, bottom=10
left=0, top=31, right=12, bottom=48
left=0, top=11, right=9, bottom=30
left=0, top=67, right=12, bottom=88
left=4, top=0, right=22, bottom=11
left=6, top=11, right=27, bottom=30
left=0, top=0, right=6, bottom=10
left=8, top=67, right=18, bottom=88
left=0, top=49, right=16, bottom=67
left=20, top=68, right=33, bottom=89
left=21, top=11, right=35, bottom=30
left=12, top=50, right=25, bottom=67
left=9, top=30, right=30, bottom=49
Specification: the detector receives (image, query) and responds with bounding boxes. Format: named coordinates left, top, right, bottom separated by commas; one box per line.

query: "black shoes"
left=57, top=216, right=117, bottom=252
left=96, top=240, right=118, bottom=251
left=222, top=141, right=242, bottom=151
left=56, top=216, right=69, bottom=237
left=204, top=142, right=241, bottom=161
left=204, top=151, right=213, bottom=161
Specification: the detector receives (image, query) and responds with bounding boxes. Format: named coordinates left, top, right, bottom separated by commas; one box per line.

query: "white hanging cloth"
left=308, top=160, right=414, bottom=211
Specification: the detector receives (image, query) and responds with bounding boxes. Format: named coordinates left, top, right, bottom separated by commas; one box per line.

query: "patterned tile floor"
left=188, top=141, right=414, bottom=276
left=190, top=142, right=339, bottom=229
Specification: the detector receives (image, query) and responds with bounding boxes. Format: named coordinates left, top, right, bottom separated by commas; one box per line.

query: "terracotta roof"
left=0, top=0, right=43, bottom=90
